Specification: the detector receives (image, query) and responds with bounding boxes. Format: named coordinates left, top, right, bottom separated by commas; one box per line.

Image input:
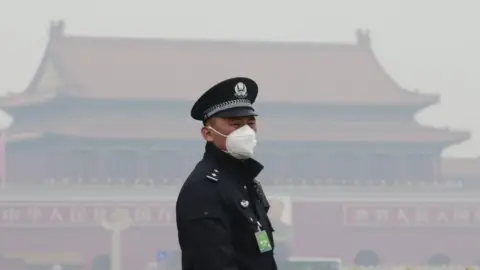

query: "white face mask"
left=208, top=125, right=257, bottom=159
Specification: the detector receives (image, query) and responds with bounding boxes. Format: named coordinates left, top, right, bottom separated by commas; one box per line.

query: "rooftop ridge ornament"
left=356, top=28, right=371, bottom=48
left=49, top=20, right=65, bottom=40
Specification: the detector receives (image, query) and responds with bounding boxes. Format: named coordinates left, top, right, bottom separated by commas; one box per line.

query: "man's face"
left=201, top=116, right=257, bottom=150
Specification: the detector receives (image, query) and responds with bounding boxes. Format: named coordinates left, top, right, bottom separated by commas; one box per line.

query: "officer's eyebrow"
left=203, top=117, right=217, bottom=127
left=227, top=116, right=256, bottom=122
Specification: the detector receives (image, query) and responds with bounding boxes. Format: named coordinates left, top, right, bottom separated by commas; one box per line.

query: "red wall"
left=0, top=227, right=178, bottom=269
left=291, top=200, right=480, bottom=264
left=0, top=201, right=179, bottom=269
left=2, top=199, right=480, bottom=267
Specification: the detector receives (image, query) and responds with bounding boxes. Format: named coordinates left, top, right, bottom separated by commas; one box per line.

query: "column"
left=389, top=153, right=402, bottom=185
left=256, top=150, right=284, bottom=185
left=432, top=156, right=442, bottom=182
left=70, top=148, right=98, bottom=185
left=148, top=149, right=184, bottom=185
left=324, top=151, right=337, bottom=184
left=310, top=151, right=326, bottom=185
left=59, top=150, right=73, bottom=184
left=355, top=152, right=369, bottom=184
left=35, top=148, right=51, bottom=184
left=172, top=150, right=186, bottom=184
left=284, top=151, right=302, bottom=185
left=175, top=151, right=187, bottom=183
left=293, top=151, right=315, bottom=184
left=46, top=150, right=69, bottom=185
left=341, top=152, right=357, bottom=184
left=406, top=153, right=434, bottom=184
left=275, top=153, right=287, bottom=184
left=108, top=148, right=139, bottom=185
left=12, top=148, right=40, bottom=185
left=327, top=151, right=350, bottom=184
left=130, top=149, right=142, bottom=185
left=403, top=154, right=414, bottom=182
left=371, top=153, right=397, bottom=185
left=137, top=150, right=150, bottom=184
left=97, top=149, right=108, bottom=183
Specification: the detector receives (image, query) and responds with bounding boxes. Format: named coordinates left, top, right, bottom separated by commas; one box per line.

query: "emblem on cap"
left=240, top=200, right=250, bottom=208
left=234, top=82, right=248, bottom=98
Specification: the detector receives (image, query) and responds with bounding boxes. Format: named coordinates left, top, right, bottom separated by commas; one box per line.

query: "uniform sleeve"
left=176, top=181, right=238, bottom=270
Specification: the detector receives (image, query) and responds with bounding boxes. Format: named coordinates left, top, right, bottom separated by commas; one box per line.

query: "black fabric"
left=213, top=107, right=258, bottom=119
left=190, top=77, right=259, bottom=121
left=176, top=143, right=277, bottom=270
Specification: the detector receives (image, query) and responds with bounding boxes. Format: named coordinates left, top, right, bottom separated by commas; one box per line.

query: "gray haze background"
left=0, top=0, right=479, bottom=157
left=0, top=1, right=479, bottom=269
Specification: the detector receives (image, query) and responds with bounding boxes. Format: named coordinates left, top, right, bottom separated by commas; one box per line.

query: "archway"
left=354, top=250, right=380, bottom=266
left=428, top=253, right=451, bottom=266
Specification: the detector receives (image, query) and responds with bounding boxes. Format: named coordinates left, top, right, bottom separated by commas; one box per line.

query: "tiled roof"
left=9, top=21, right=438, bottom=106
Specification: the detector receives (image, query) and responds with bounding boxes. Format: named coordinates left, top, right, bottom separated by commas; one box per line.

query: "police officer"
left=176, top=77, right=277, bottom=270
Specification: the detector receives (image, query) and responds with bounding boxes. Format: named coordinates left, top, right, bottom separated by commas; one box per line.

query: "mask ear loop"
left=207, top=126, right=232, bottom=154
left=207, top=126, right=228, bottom=138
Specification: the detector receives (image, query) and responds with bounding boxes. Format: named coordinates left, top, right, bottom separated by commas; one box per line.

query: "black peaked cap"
left=190, top=77, right=259, bottom=121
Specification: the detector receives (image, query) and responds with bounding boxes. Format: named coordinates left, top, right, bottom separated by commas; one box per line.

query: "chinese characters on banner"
left=0, top=202, right=175, bottom=227
left=343, top=204, right=480, bottom=227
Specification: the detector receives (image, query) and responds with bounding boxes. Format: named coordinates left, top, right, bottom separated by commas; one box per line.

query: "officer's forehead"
left=205, top=116, right=256, bottom=126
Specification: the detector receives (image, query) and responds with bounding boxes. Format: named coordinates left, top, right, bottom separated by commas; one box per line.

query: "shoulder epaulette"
left=205, top=169, right=220, bottom=182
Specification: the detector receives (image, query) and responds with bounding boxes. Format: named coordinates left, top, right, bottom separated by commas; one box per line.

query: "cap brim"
left=212, top=107, right=258, bottom=118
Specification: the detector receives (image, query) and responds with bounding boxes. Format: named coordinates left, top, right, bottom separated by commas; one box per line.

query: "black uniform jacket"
left=176, top=143, right=277, bottom=270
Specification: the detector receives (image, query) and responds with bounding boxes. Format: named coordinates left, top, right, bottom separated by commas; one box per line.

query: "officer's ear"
left=201, top=119, right=214, bottom=142
left=202, top=117, right=218, bottom=142
left=201, top=126, right=214, bottom=142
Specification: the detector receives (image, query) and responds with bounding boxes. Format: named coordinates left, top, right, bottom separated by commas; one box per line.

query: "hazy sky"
left=0, top=0, right=479, bottom=157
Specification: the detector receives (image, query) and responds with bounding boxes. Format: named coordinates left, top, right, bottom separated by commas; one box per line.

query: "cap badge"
left=234, top=82, right=248, bottom=98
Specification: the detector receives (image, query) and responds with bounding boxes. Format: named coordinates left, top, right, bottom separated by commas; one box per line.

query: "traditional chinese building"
left=0, top=20, right=476, bottom=269
left=0, top=21, right=470, bottom=188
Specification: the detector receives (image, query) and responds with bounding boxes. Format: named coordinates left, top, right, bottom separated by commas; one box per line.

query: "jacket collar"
left=203, top=142, right=264, bottom=181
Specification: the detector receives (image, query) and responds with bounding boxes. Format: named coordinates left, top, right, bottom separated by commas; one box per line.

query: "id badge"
left=255, top=230, right=272, bottom=253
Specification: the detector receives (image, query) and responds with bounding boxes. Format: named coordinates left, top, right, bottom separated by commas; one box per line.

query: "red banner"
left=0, top=202, right=175, bottom=227
left=343, top=203, right=480, bottom=227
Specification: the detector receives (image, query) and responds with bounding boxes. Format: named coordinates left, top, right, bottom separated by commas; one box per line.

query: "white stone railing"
left=35, top=177, right=464, bottom=187
left=1, top=177, right=472, bottom=191
left=39, top=177, right=182, bottom=186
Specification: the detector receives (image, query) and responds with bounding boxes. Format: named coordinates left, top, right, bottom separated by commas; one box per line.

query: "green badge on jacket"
left=255, top=230, right=272, bottom=253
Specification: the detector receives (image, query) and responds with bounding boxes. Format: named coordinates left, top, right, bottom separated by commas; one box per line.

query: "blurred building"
left=0, top=20, right=479, bottom=269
